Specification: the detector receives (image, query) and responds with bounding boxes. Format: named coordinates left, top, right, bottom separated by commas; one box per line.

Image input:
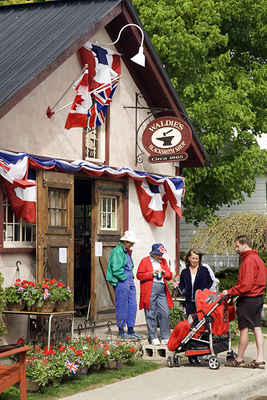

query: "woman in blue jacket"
left=179, top=249, right=213, bottom=315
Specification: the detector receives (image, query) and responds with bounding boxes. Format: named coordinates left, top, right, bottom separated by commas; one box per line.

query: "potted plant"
left=21, top=281, right=43, bottom=311
left=49, top=280, right=73, bottom=311
left=33, top=282, right=56, bottom=313
left=4, top=281, right=24, bottom=311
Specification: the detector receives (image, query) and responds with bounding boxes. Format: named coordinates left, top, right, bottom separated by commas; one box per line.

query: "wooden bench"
left=0, top=345, right=32, bottom=400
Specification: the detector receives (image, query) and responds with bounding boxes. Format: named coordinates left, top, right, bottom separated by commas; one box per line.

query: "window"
left=100, top=196, right=117, bottom=231
left=3, top=198, right=36, bottom=248
left=48, top=189, right=68, bottom=227
left=84, top=125, right=105, bottom=161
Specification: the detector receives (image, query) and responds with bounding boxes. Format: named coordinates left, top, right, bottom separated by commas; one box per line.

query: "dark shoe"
left=224, top=359, right=245, bottom=367
left=243, top=360, right=265, bottom=369
left=118, top=332, right=132, bottom=339
left=127, top=332, right=144, bottom=340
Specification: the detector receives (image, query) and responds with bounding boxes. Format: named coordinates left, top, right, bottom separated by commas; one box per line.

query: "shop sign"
left=142, top=116, right=192, bottom=163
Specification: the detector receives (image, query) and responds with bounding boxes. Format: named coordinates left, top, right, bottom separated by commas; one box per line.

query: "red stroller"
left=167, top=289, right=236, bottom=369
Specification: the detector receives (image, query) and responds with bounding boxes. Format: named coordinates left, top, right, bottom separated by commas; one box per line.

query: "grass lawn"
left=0, top=360, right=161, bottom=400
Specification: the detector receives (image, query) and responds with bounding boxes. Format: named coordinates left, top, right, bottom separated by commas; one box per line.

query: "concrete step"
left=142, top=344, right=172, bottom=361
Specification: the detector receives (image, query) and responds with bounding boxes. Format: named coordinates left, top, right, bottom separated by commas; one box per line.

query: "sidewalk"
left=61, top=331, right=267, bottom=400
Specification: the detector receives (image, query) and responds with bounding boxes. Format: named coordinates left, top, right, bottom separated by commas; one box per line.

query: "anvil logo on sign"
left=142, top=116, right=192, bottom=163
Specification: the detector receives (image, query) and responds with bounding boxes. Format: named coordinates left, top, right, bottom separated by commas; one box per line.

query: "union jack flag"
left=88, top=82, right=118, bottom=128
left=65, top=360, right=79, bottom=374
left=43, top=288, right=50, bottom=300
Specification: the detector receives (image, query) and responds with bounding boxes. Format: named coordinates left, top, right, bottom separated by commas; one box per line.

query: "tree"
left=190, top=213, right=267, bottom=254
left=133, top=0, right=267, bottom=223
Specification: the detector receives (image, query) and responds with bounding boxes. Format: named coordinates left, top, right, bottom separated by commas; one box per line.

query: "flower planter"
left=26, top=378, right=40, bottom=392
left=78, top=366, right=89, bottom=375
left=6, top=301, right=25, bottom=311
left=55, top=300, right=73, bottom=312
left=33, top=302, right=55, bottom=313
left=105, top=359, right=117, bottom=369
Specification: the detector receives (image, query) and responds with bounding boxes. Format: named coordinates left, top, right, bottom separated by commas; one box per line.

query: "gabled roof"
left=0, top=0, right=207, bottom=167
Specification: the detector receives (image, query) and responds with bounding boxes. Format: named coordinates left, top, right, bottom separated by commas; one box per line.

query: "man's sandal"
left=224, top=359, right=245, bottom=367
left=243, top=360, right=265, bottom=369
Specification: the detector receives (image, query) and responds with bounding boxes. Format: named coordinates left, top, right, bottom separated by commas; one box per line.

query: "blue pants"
left=115, top=276, right=137, bottom=329
left=144, top=281, right=170, bottom=340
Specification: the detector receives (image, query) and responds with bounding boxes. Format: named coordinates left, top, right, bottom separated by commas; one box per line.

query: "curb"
left=181, top=370, right=267, bottom=400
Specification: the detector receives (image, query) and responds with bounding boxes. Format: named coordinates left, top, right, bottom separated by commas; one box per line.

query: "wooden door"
left=90, top=179, right=127, bottom=321
left=36, top=170, right=74, bottom=296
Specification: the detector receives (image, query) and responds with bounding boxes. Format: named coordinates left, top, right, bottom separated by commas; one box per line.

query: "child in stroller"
left=167, top=289, right=236, bottom=369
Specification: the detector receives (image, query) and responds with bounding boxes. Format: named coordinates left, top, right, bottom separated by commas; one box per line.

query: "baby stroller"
left=167, top=289, right=236, bottom=370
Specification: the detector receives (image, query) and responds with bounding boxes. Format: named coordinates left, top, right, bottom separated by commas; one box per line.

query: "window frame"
left=82, top=108, right=110, bottom=164
left=0, top=187, right=36, bottom=251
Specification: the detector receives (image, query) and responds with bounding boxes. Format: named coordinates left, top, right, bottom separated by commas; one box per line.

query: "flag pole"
left=48, top=76, right=120, bottom=116
left=46, top=64, right=88, bottom=119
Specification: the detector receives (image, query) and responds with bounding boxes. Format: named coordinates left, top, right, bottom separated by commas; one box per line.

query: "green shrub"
left=169, top=301, right=185, bottom=329
left=215, top=267, right=239, bottom=291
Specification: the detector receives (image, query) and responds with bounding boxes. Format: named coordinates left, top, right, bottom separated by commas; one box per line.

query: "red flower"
left=16, top=279, right=21, bottom=282
left=59, top=346, right=66, bottom=352
left=35, top=345, right=41, bottom=352
left=44, top=278, right=49, bottom=282
left=17, top=337, right=24, bottom=345
left=57, top=282, right=65, bottom=288
left=103, top=352, right=108, bottom=357
left=69, top=346, right=76, bottom=351
left=129, top=347, right=136, bottom=353
left=86, top=336, right=92, bottom=342
left=42, top=359, right=48, bottom=364
left=65, top=336, right=71, bottom=341
left=14, top=282, right=20, bottom=287
left=76, top=350, right=83, bottom=356
left=41, top=283, right=50, bottom=289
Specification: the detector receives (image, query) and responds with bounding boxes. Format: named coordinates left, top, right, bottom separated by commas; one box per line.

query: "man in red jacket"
left=223, top=235, right=266, bottom=368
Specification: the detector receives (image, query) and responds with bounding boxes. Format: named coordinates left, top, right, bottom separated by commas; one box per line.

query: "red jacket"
left=136, top=256, right=174, bottom=309
left=228, top=250, right=267, bottom=297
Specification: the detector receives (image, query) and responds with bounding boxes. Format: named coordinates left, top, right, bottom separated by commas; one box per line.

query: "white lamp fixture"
left=105, top=23, right=145, bottom=67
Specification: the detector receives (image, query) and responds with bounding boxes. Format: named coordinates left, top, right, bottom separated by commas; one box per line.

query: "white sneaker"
left=151, top=338, right=161, bottom=346
left=161, top=339, right=169, bottom=345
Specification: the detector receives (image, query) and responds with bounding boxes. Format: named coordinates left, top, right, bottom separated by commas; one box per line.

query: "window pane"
left=100, top=196, right=117, bottom=230
left=48, top=189, right=67, bottom=227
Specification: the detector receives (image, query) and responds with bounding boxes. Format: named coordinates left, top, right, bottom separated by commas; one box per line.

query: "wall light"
left=105, top=23, right=145, bottom=67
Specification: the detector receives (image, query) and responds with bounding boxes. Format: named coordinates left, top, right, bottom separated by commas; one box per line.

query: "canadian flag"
left=2, top=156, right=36, bottom=223
left=135, top=180, right=167, bottom=227
left=65, top=69, right=92, bottom=129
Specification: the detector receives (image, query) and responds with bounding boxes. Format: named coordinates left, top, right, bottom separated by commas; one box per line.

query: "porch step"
left=142, top=344, right=172, bottom=361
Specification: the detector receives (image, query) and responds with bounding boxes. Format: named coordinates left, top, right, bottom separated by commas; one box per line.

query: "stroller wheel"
left=167, top=356, right=174, bottom=368
left=208, top=356, right=220, bottom=370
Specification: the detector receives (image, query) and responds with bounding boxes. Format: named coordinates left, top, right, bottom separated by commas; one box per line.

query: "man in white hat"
left=106, top=230, right=141, bottom=339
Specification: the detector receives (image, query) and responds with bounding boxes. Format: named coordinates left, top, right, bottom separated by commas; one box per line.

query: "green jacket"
left=106, top=242, right=133, bottom=286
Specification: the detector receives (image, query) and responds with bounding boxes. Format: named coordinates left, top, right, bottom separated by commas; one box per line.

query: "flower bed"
left=14, top=337, right=138, bottom=392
